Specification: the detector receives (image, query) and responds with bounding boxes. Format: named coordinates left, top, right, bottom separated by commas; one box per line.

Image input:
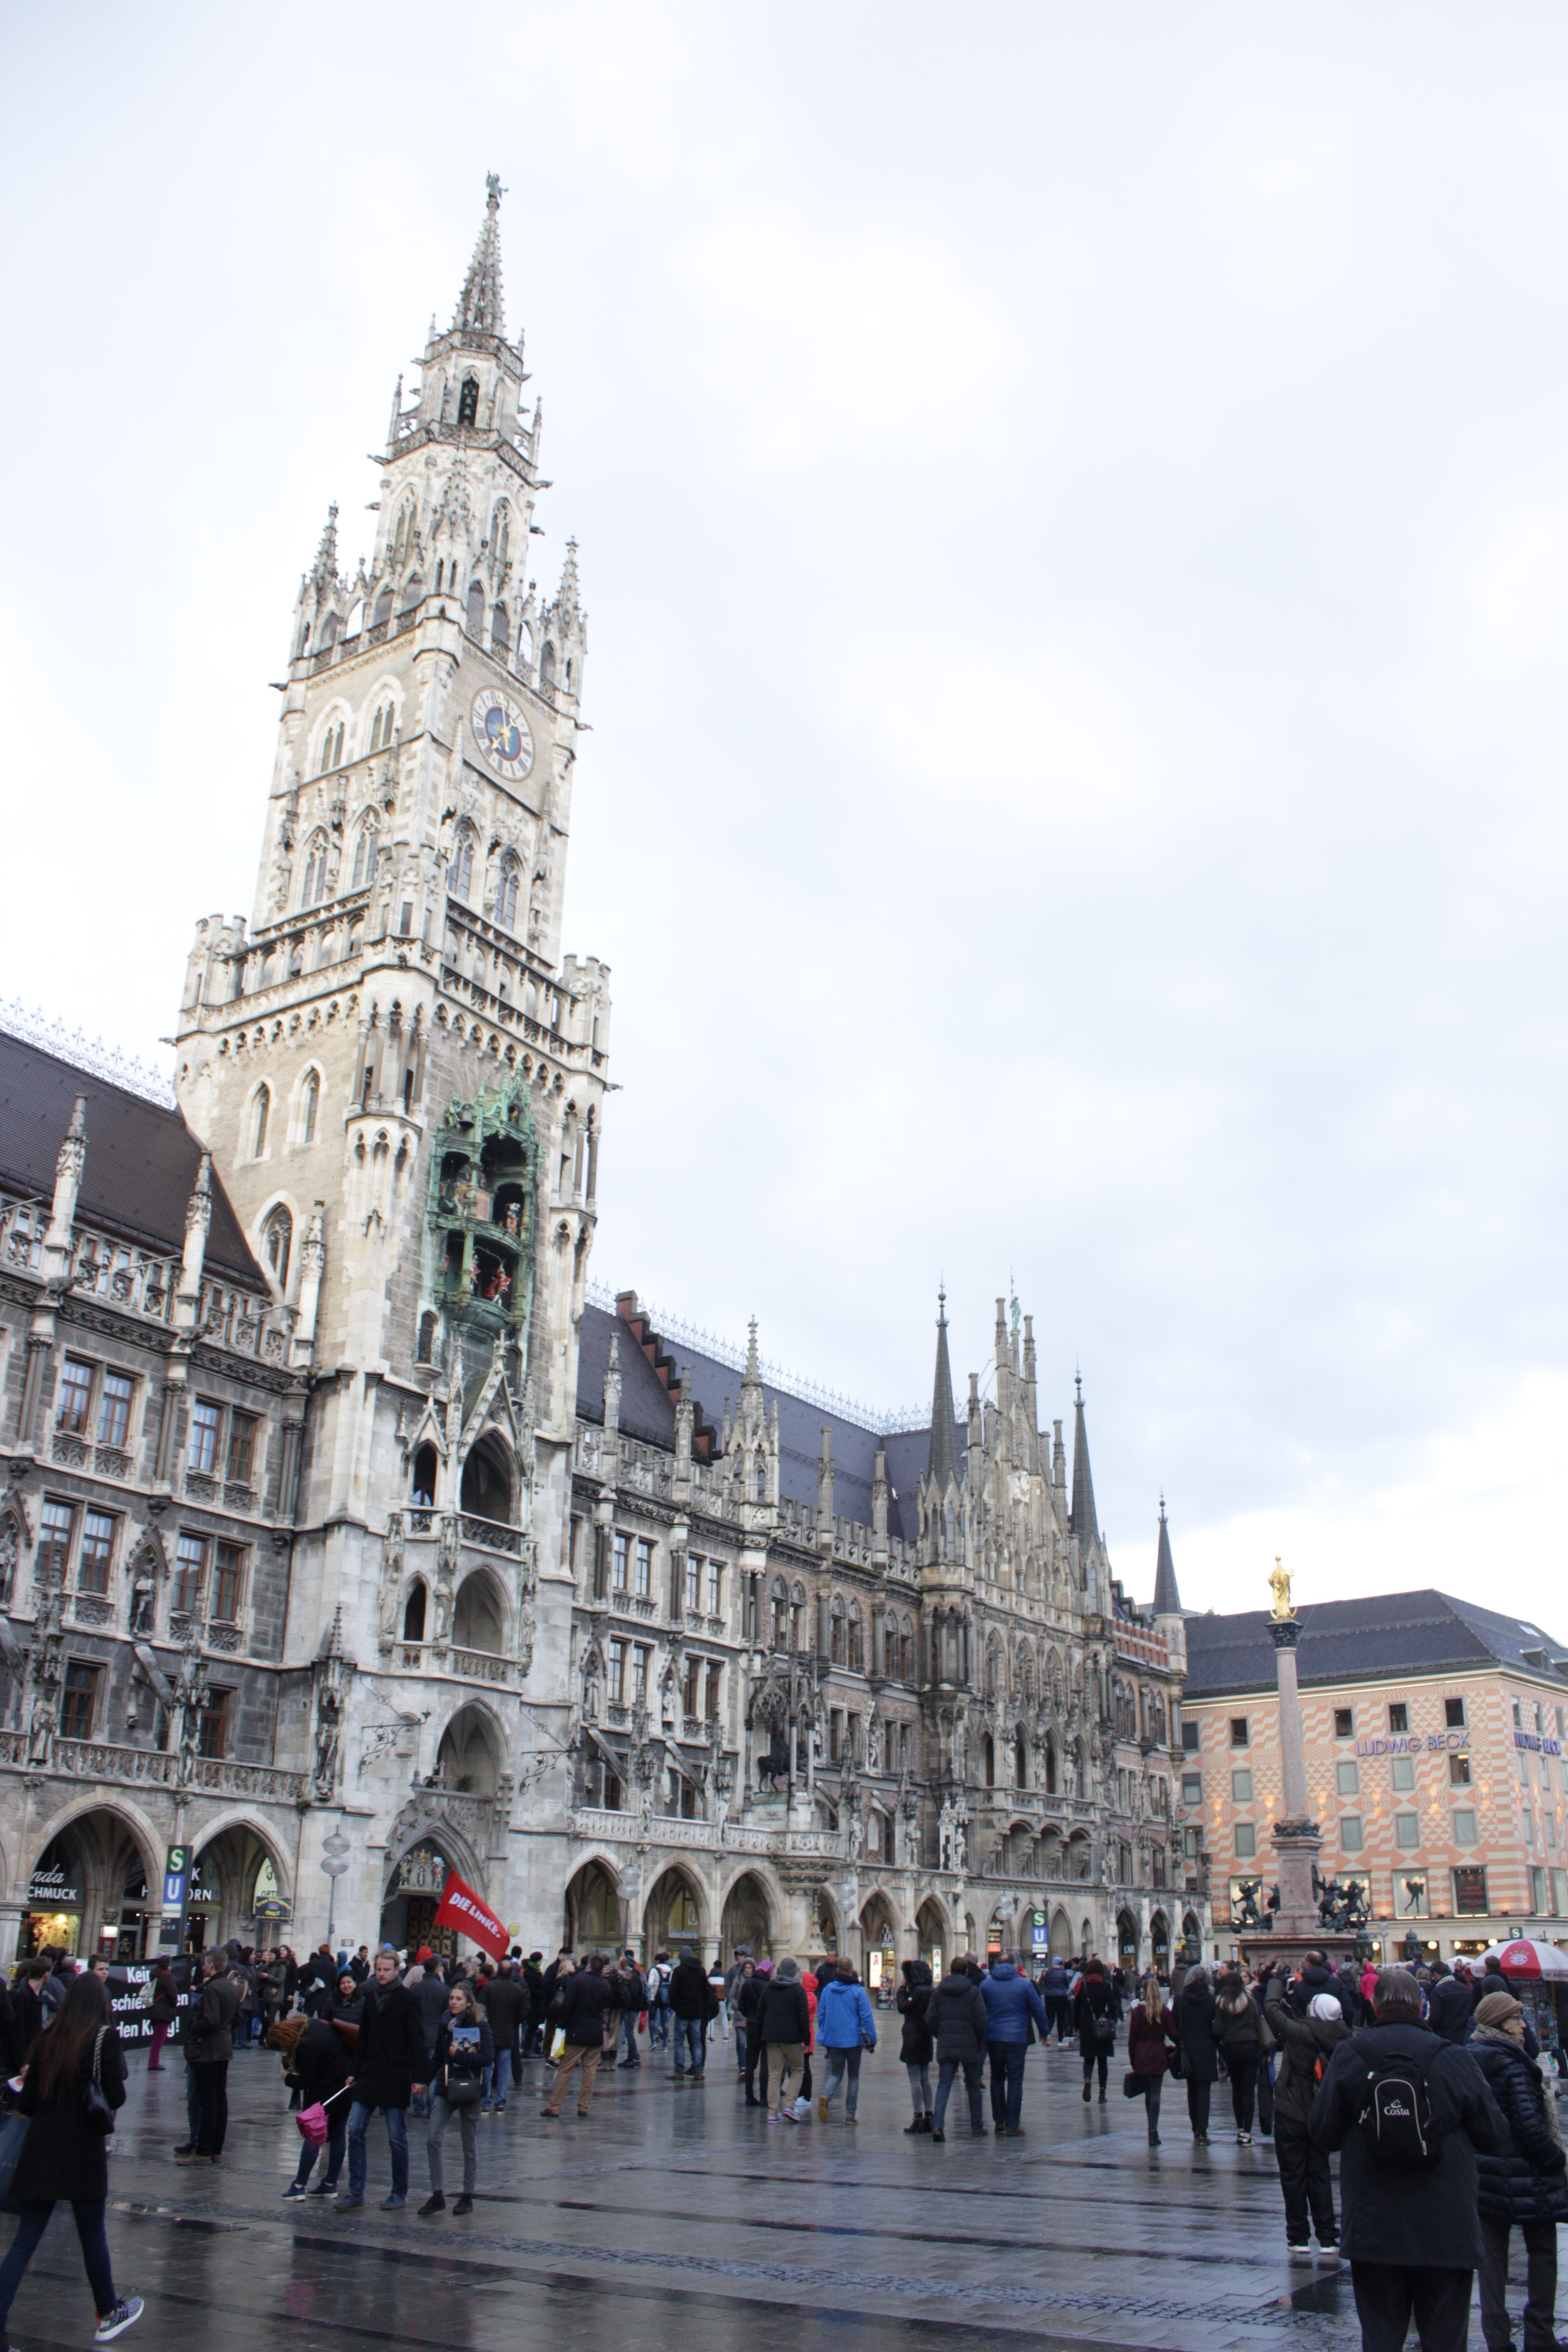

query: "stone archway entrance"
left=915, top=1897, right=947, bottom=1977
left=191, top=1824, right=292, bottom=1953
left=642, top=1866, right=703, bottom=1958
left=22, top=1813, right=157, bottom=1963
left=858, top=1892, right=897, bottom=1991
left=1116, top=1907, right=1140, bottom=1972
left=1049, top=1905, right=1073, bottom=1957
left=720, top=1871, right=772, bottom=1962
left=564, top=1860, right=622, bottom=1954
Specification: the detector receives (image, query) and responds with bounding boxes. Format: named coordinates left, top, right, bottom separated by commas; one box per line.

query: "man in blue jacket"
left=814, top=1960, right=877, bottom=2125
left=980, top=1953, right=1049, bottom=2136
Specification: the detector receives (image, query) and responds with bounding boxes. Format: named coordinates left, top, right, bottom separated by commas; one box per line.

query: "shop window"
left=1452, top=1865, right=1489, bottom=1915
left=97, top=1370, right=134, bottom=1448
left=78, top=1511, right=114, bottom=1595
left=57, top=1357, right=94, bottom=1434
left=60, top=1662, right=99, bottom=1740
left=1398, top=1871, right=1430, bottom=1918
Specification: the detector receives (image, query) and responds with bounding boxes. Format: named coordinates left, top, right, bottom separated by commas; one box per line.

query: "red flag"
left=432, top=1867, right=508, bottom=1962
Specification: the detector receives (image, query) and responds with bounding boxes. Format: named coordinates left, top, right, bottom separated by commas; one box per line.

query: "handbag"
left=0, top=2110, right=29, bottom=2213
left=441, top=2066, right=483, bottom=2108
left=1122, top=2069, right=1147, bottom=2098
left=82, top=2028, right=115, bottom=2136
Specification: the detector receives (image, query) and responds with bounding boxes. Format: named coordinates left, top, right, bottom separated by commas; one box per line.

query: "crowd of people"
left=0, top=1934, right=1562, bottom=2352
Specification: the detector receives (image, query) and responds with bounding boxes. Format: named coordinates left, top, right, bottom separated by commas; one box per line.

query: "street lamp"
left=320, top=1829, right=351, bottom=1947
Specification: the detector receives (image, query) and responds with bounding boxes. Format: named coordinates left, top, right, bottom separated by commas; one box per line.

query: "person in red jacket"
left=1127, top=1974, right=1178, bottom=2146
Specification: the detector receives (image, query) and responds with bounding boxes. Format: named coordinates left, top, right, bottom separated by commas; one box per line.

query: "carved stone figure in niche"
left=26, top=1687, right=57, bottom=1767
left=0, top=1518, right=18, bottom=1607
left=128, top=1557, right=157, bottom=1637
left=314, top=1685, right=342, bottom=1798
left=938, top=1796, right=957, bottom=1872
left=517, top=1604, right=536, bottom=1678
left=379, top=1512, right=404, bottom=1646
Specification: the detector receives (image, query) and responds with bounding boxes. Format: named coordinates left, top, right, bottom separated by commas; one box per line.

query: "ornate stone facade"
left=0, top=184, right=1205, bottom=1978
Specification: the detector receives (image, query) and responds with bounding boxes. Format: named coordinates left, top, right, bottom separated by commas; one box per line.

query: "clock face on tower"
left=471, top=688, right=535, bottom=783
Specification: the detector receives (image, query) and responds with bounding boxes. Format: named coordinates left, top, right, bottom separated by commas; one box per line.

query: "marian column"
left=1241, top=1560, right=1359, bottom=1970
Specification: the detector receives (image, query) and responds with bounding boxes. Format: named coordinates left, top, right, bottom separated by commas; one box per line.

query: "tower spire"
left=1152, top=1494, right=1182, bottom=1616
left=310, top=503, right=339, bottom=591
left=1070, top=1370, right=1099, bottom=1554
left=927, top=1286, right=958, bottom=1489
left=454, top=173, right=506, bottom=337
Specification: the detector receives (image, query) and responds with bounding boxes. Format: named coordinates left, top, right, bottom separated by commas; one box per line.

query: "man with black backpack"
left=1310, top=1968, right=1506, bottom=2352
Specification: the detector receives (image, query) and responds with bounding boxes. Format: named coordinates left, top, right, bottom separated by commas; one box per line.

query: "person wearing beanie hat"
left=1266, top=1966, right=1351, bottom=2258
left=757, top=1960, right=809, bottom=2121
left=1309, top=1964, right=1507, bottom=2347
left=1468, top=1985, right=1568, bottom=2352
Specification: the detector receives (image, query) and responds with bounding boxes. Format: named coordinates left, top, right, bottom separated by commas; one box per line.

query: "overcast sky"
left=4, top=4, right=1567, bottom=1630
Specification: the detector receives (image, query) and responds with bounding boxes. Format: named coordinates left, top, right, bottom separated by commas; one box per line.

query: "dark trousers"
left=0, top=2198, right=116, bottom=2325
left=1350, top=2262, right=1474, bottom=2352
left=1186, top=2075, right=1211, bottom=2136
left=1145, top=2073, right=1164, bottom=2140
left=1048, top=1995, right=1073, bottom=2041
left=934, top=2057, right=984, bottom=2132
left=1228, top=2054, right=1259, bottom=2132
left=745, top=2036, right=768, bottom=2102
left=1257, top=2053, right=1274, bottom=2134
left=1274, top=2117, right=1337, bottom=2244
left=1083, top=2047, right=1108, bottom=2094
left=293, top=2117, right=346, bottom=2189
left=194, top=2056, right=230, bottom=2155
left=1479, top=2212, right=1558, bottom=2352
left=987, top=2041, right=1026, bottom=2131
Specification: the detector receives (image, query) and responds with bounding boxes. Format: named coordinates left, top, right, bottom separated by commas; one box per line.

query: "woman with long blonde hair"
left=1126, top=1971, right=1178, bottom=2147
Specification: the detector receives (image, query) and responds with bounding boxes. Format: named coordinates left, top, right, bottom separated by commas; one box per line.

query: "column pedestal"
left=1240, top=1618, right=1362, bottom=1973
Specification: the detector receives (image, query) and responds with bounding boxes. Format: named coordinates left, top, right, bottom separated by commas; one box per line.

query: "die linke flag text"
left=433, top=1867, right=509, bottom=1961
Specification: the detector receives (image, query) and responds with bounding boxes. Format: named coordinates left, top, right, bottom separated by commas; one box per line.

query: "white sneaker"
left=1287, top=2244, right=1313, bottom=2265
left=793, top=2097, right=810, bottom=2119
left=96, top=2298, right=144, bottom=2343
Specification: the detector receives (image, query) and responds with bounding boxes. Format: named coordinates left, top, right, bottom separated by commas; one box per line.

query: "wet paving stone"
left=0, top=2035, right=1524, bottom=2350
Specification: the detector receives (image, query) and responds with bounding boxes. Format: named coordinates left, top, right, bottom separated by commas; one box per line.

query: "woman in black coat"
left=1469, top=1989, right=1568, bottom=2352
left=1175, top=1963, right=1220, bottom=2143
left=1075, top=1962, right=1116, bottom=2104
left=896, top=1959, right=935, bottom=2132
left=0, top=1973, right=140, bottom=2342
left=272, top=2014, right=354, bottom=2198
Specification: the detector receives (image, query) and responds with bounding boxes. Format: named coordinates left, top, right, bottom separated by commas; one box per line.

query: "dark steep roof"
left=1070, top=1376, right=1099, bottom=1553
left=575, top=1300, right=961, bottom=1545
left=0, top=1028, right=262, bottom=1285
left=926, top=1293, right=958, bottom=1489
left=1183, top=1589, right=1568, bottom=1701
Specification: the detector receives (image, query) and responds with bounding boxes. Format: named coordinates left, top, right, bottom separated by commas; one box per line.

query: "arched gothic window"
left=416, top=1310, right=437, bottom=1367
left=457, top=374, right=480, bottom=426
left=261, top=1204, right=291, bottom=1290
left=466, top=580, right=484, bottom=637
left=830, top=1600, right=845, bottom=1667
left=301, top=1069, right=319, bottom=1145
left=301, top=833, right=328, bottom=909
left=351, top=819, right=378, bottom=892
left=492, top=504, right=510, bottom=575
left=369, top=705, right=385, bottom=752
left=399, top=573, right=422, bottom=613
left=452, top=828, right=475, bottom=902
left=317, top=611, right=338, bottom=651
left=847, top=1606, right=864, bottom=1674
left=372, top=586, right=392, bottom=630
left=250, top=1087, right=270, bottom=1158
left=318, top=721, right=343, bottom=776
left=391, top=500, right=416, bottom=570
left=497, top=857, right=519, bottom=929
left=490, top=600, right=509, bottom=654
left=539, top=640, right=557, bottom=691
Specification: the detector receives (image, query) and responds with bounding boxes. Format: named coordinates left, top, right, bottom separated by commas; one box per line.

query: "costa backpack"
left=1357, top=2039, right=1446, bottom=2167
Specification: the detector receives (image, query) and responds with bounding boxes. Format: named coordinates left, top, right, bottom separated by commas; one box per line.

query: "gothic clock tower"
left=172, top=178, right=610, bottom=1941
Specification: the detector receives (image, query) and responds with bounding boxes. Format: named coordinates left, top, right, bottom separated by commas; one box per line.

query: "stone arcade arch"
left=915, top=1894, right=951, bottom=1976
left=558, top=1857, right=621, bottom=1955
left=435, top=1702, right=503, bottom=1796
left=1049, top=1905, right=1074, bottom=1957
left=719, top=1869, right=774, bottom=1962
left=858, top=1888, right=898, bottom=1990
left=1116, top=1906, right=1141, bottom=1972
left=642, top=1863, right=706, bottom=1955
left=190, top=1817, right=294, bottom=1954
left=22, top=1803, right=160, bottom=1961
